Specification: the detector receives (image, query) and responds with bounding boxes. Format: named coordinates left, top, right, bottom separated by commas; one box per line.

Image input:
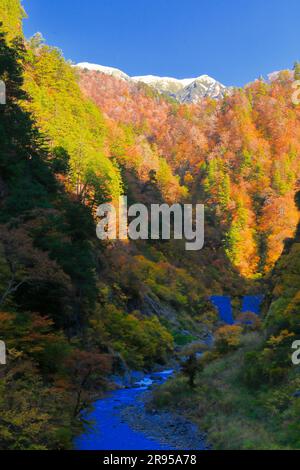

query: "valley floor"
left=75, top=369, right=208, bottom=450
left=150, top=333, right=300, bottom=450
left=120, top=389, right=208, bottom=450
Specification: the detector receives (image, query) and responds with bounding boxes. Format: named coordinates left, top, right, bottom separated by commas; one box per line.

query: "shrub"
left=236, top=312, right=262, bottom=332
left=215, top=325, right=243, bottom=354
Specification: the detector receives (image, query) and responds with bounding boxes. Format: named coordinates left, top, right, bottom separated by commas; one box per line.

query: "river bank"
left=74, top=369, right=208, bottom=450
left=120, top=376, right=208, bottom=450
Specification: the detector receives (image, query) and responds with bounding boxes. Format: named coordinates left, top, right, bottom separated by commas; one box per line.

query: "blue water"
left=241, top=295, right=264, bottom=315
left=210, top=295, right=264, bottom=324
left=76, top=295, right=264, bottom=450
left=75, top=370, right=176, bottom=450
left=210, top=296, right=234, bottom=324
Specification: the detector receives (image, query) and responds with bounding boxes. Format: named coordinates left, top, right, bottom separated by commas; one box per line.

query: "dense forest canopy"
left=79, top=67, right=300, bottom=278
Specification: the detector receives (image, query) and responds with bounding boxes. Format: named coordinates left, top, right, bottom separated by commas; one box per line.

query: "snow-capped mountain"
left=131, top=74, right=227, bottom=101
left=131, top=75, right=196, bottom=95
left=177, top=75, right=227, bottom=103
left=76, top=62, right=130, bottom=81
left=76, top=62, right=228, bottom=103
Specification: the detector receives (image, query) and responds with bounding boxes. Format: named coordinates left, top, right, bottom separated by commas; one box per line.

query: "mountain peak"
left=75, top=62, right=227, bottom=103
left=76, top=62, right=130, bottom=80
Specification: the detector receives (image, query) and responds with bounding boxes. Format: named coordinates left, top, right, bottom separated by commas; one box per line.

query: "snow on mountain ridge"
left=132, top=75, right=195, bottom=86
left=76, top=62, right=228, bottom=102
left=76, top=62, right=130, bottom=80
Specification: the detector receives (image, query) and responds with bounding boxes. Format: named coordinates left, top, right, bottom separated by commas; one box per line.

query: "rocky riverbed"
left=75, top=369, right=208, bottom=450
left=120, top=388, right=208, bottom=450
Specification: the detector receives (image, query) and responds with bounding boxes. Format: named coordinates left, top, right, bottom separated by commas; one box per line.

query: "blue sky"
left=22, top=0, right=300, bottom=86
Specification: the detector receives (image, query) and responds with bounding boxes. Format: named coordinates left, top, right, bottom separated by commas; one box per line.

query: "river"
left=75, top=369, right=206, bottom=450
left=75, top=294, right=263, bottom=450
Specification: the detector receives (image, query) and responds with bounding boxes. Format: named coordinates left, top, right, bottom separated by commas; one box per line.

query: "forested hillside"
left=0, top=0, right=195, bottom=450
left=152, top=193, right=300, bottom=449
left=79, top=67, right=300, bottom=277
left=0, top=0, right=299, bottom=451
left=0, top=0, right=240, bottom=450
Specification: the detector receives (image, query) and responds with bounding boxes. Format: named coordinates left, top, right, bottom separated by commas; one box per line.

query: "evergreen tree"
left=181, top=354, right=202, bottom=389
